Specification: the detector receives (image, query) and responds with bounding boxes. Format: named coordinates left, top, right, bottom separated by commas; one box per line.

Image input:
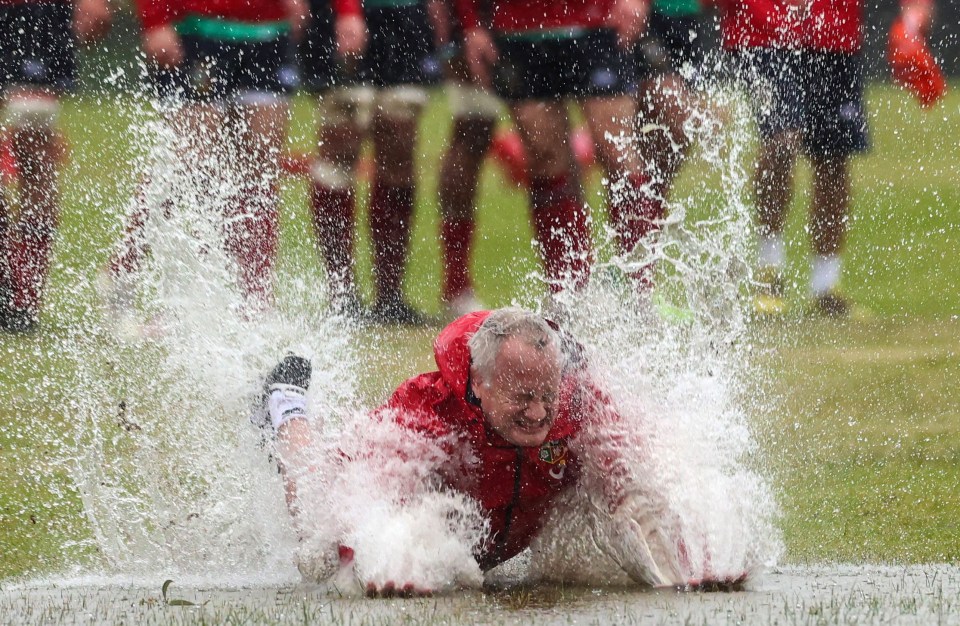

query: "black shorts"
left=634, top=12, right=705, bottom=84
left=361, top=3, right=440, bottom=87
left=732, top=48, right=869, bottom=158
left=300, top=1, right=439, bottom=91
left=299, top=0, right=339, bottom=91
left=493, top=28, right=630, bottom=101
left=153, top=33, right=293, bottom=103
left=0, top=1, right=76, bottom=91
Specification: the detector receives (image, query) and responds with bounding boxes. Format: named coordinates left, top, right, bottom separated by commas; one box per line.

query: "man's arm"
left=452, top=0, right=498, bottom=88
left=565, top=377, right=685, bottom=586
left=285, top=0, right=309, bottom=41
left=333, top=0, right=368, bottom=58
left=574, top=375, right=755, bottom=590
left=712, top=0, right=785, bottom=24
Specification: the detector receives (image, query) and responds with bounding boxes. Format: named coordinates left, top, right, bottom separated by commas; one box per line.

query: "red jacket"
left=719, top=0, right=863, bottom=53
left=454, top=0, right=617, bottom=34
left=375, top=311, right=611, bottom=569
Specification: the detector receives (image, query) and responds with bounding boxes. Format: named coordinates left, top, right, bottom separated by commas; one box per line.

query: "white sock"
left=268, top=385, right=308, bottom=431
left=810, top=254, right=841, bottom=296
left=758, top=234, right=786, bottom=269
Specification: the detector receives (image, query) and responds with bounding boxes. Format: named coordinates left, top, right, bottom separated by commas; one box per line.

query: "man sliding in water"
left=255, top=307, right=745, bottom=595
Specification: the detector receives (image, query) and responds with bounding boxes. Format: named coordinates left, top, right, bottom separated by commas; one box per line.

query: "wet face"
left=471, top=336, right=562, bottom=448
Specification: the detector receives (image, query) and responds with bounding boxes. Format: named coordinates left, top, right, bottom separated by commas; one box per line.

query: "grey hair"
left=468, top=308, right=563, bottom=383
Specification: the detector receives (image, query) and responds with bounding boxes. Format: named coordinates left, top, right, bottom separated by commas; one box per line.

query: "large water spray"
left=10, top=73, right=780, bottom=590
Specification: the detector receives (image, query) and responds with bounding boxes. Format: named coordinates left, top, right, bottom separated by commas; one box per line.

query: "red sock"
left=608, top=173, right=666, bottom=289
left=529, top=174, right=591, bottom=293
left=109, top=202, right=150, bottom=277
left=0, top=201, right=10, bottom=293
left=440, top=218, right=475, bottom=302
left=310, top=181, right=356, bottom=299
left=368, top=182, right=414, bottom=304
left=223, top=185, right=279, bottom=305
left=608, top=173, right=666, bottom=255
left=8, top=216, right=57, bottom=315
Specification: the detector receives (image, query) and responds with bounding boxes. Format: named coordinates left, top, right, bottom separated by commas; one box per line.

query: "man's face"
left=471, top=337, right=562, bottom=448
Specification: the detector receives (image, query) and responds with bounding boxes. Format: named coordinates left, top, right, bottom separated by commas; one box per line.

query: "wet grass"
left=1, top=566, right=959, bottom=624
left=0, top=82, right=959, bottom=583
left=750, top=317, right=960, bottom=564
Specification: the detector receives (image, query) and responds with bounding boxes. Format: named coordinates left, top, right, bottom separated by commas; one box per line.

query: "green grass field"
left=0, top=82, right=958, bottom=579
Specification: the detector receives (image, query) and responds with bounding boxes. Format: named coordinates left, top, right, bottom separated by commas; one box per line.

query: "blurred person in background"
left=432, top=0, right=500, bottom=321
left=107, top=0, right=301, bottom=310
left=629, top=0, right=708, bottom=258
left=455, top=0, right=660, bottom=296
left=301, top=0, right=440, bottom=325
left=0, top=0, right=111, bottom=332
left=720, top=0, right=936, bottom=316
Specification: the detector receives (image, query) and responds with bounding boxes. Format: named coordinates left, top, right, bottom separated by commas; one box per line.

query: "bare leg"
left=0, top=175, right=10, bottom=300
left=636, top=74, right=697, bottom=197
left=275, top=417, right=318, bottom=518
left=109, top=104, right=227, bottom=278
left=438, top=111, right=495, bottom=307
left=511, top=100, right=590, bottom=293
left=5, top=94, right=64, bottom=327
left=750, top=130, right=801, bottom=312
left=368, top=90, right=427, bottom=323
left=810, top=155, right=849, bottom=257
left=808, top=154, right=850, bottom=312
left=225, top=97, right=289, bottom=307
left=310, top=89, right=366, bottom=312
left=755, top=131, right=800, bottom=243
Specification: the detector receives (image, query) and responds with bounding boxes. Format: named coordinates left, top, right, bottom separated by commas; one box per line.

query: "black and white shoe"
left=369, top=297, right=429, bottom=326
left=251, top=354, right=312, bottom=433
left=0, top=304, right=38, bottom=334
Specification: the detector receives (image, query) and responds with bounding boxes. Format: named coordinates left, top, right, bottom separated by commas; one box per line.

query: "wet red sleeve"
left=374, top=373, right=452, bottom=440
left=569, top=376, right=641, bottom=512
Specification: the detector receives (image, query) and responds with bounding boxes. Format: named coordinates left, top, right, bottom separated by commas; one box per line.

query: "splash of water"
left=519, top=80, right=782, bottom=584
left=35, top=97, right=358, bottom=584
left=12, top=70, right=780, bottom=591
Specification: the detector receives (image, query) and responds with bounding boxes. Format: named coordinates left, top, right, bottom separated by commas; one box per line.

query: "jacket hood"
left=433, top=310, right=491, bottom=401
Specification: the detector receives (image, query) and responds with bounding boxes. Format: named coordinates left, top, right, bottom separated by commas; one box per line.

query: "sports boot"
left=252, top=354, right=312, bottom=433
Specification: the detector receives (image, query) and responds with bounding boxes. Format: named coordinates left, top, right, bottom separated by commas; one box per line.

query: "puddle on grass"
left=2, top=565, right=959, bottom=625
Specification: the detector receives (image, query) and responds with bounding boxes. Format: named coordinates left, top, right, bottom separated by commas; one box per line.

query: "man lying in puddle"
left=254, top=308, right=745, bottom=596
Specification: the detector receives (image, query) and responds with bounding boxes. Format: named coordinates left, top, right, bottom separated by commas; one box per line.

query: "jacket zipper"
left=495, top=446, right=524, bottom=561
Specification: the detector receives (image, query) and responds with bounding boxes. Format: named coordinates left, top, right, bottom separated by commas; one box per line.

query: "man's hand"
left=142, top=25, right=184, bottom=69
left=365, top=581, right=434, bottom=598
left=900, top=0, right=933, bottom=38
left=335, top=15, right=368, bottom=59
left=73, top=0, right=112, bottom=46
left=597, top=512, right=684, bottom=587
left=609, top=0, right=649, bottom=49
left=463, top=27, right=498, bottom=89
left=680, top=572, right=748, bottom=592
